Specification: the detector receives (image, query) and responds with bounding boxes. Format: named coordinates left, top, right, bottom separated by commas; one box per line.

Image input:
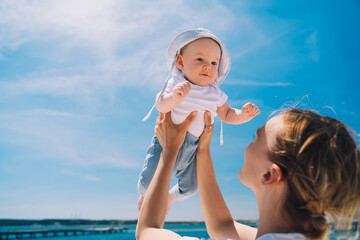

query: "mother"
left=136, top=109, right=360, bottom=240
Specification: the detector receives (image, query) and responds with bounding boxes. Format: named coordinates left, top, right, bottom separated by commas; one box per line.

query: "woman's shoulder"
left=177, top=237, right=231, bottom=240
left=177, top=233, right=306, bottom=240
left=257, top=233, right=306, bottom=240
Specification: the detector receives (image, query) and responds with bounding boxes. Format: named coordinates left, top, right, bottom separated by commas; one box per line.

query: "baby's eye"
left=196, top=58, right=203, bottom=62
left=211, top=62, right=217, bottom=66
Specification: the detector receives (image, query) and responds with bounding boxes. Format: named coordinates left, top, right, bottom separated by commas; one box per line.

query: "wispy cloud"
left=0, top=201, right=137, bottom=219
left=226, top=98, right=265, bottom=108
left=228, top=5, right=300, bottom=61
left=60, top=169, right=101, bottom=182
left=0, top=0, right=235, bottom=97
left=305, top=31, right=320, bottom=62
left=0, top=109, right=140, bottom=169
left=224, top=79, right=292, bottom=87
left=0, top=109, right=83, bottom=119
left=0, top=74, right=116, bottom=98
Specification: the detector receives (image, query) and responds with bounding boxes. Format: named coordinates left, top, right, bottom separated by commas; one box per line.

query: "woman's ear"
left=261, top=164, right=282, bottom=185
left=176, top=55, right=184, bottom=72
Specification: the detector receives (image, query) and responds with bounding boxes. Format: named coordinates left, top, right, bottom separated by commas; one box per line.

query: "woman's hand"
left=198, top=111, right=214, bottom=151
left=155, top=111, right=198, bottom=152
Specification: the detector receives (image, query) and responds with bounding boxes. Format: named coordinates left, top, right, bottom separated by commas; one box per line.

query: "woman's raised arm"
left=136, top=111, right=197, bottom=240
left=196, top=111, right=257, bottom=240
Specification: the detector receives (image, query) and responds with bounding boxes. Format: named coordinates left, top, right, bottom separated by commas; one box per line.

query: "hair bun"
left=310, top=212, right=325, bottom=219
left=307, top=212, right=328, bottom=239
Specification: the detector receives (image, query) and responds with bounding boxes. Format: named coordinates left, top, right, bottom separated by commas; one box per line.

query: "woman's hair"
left=268, top=108, right=360, bottom=239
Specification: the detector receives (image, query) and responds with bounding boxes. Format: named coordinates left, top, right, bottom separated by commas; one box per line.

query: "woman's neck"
left=255, top=184, right=296, bottom=239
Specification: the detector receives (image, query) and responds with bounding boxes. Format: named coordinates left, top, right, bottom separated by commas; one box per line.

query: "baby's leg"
left=137, top=136, right=163, bottom=211
left=167, top=133, right=198, bottom=214
left=170, top=157, right=198, bottom=201
left=169, top=133, right=199, bottom=202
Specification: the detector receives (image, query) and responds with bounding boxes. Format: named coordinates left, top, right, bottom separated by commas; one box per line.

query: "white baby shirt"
left=164, top=74, right=228, bottom=137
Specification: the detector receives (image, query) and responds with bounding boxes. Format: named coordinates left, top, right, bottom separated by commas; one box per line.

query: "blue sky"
left=0, top=0, right=359, bottom=221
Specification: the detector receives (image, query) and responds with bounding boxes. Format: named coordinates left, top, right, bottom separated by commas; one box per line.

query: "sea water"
left=0, top=224, right=358, bottom=240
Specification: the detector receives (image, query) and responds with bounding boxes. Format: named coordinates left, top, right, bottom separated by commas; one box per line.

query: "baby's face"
left=176, top=38, right=221, bottom=86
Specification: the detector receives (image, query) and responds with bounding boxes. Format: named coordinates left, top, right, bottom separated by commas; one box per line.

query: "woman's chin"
left=238, top=170, right=245, bottom=183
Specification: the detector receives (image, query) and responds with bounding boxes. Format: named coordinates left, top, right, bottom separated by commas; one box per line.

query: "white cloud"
left=0, top=109, right=83, bottom=119
left=226, top=98, right=264, bottom=108
left=0, top=109, right=140, bottom=169
left=224, top=79, right=292, bottom=87
left=0, top=74, right=112, bottom=98
left=0, top=0, right=235, bottom=97
left=225, top=3, right=300, bottom=64
left=305, top=31, right=320, bottom=62
left=0, top=201, right=137, bottom=219
left=1, top=0, right=127, bottom=59
left=60, top=169, right=101, bottom=182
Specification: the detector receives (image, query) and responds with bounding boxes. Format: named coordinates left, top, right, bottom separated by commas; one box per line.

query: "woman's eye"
left=196, top=58, right=203, bottom=62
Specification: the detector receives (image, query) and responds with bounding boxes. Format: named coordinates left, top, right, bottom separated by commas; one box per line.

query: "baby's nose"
left=203, top=62, right=211, bottom=70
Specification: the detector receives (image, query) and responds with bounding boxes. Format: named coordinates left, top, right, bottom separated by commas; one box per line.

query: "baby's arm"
left=155, top=81, right=191, bottom=113
left=217, top=102, right=260, bottom=124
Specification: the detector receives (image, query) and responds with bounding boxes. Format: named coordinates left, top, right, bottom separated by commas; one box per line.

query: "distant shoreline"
left=0, top=219, right=257, bottom=227
left=1, top=219, right=358, bottom=232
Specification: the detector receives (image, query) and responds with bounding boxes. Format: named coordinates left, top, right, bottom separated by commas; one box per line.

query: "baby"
left=138, top=28, right=260, bottom=213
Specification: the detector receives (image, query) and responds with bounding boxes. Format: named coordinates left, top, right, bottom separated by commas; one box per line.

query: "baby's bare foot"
left=137, top=195, right=145, bottom=211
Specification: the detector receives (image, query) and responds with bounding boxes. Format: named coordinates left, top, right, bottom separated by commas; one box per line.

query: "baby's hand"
left=172, top=81, right=191, bottom=100
left=241, top=102, right=260, bottom=121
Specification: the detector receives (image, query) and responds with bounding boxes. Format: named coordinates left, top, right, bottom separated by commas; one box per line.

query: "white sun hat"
left=143, top=28, right=231, bottom=129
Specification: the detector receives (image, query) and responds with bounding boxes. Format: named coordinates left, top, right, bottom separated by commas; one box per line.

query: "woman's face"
left=239, top=115, right=283, bottom=190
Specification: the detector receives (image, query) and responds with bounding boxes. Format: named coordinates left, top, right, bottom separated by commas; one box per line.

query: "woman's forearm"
left=196, top=147, right=240, bottom=240
left=136, top=149, right=180, bottom=239
left=139, top=150, right=177, bottom=226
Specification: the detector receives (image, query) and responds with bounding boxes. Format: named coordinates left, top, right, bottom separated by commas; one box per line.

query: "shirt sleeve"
left=155, top=76, right=179, bottom=101
left=217, top=87, right=228, bottom=107
left=165, top=76, right=180, bottom=93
